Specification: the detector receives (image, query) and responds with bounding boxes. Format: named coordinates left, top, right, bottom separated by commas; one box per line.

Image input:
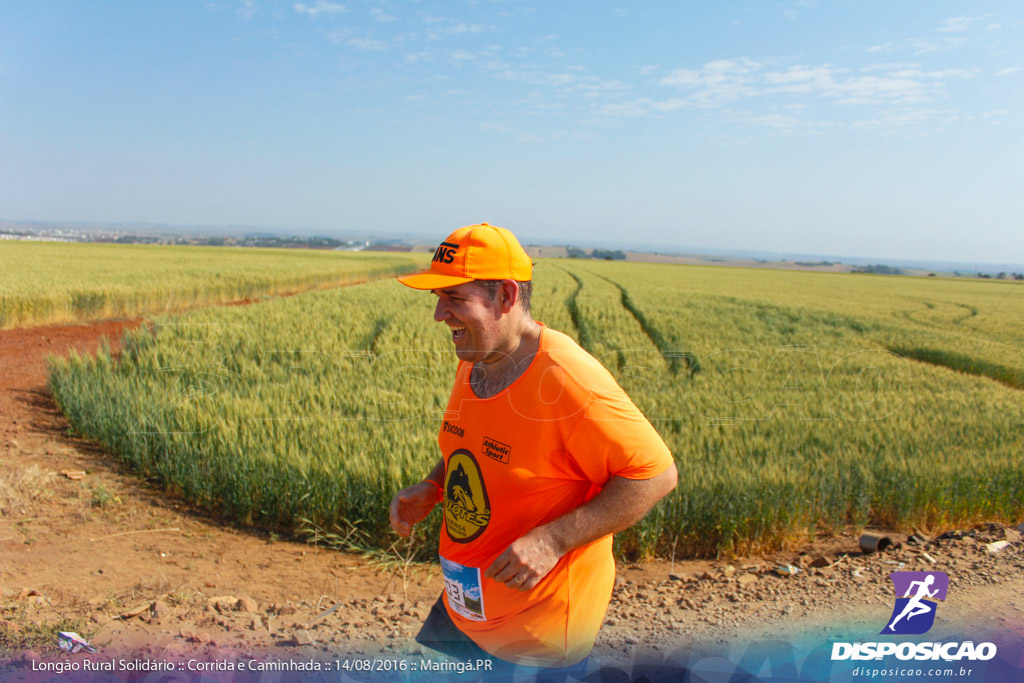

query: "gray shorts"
left=415, top=594, right=590, bottom=682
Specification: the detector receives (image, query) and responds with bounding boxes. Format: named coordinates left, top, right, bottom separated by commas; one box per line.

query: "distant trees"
left=854, top=264, right=904, bottom=275
left=565, top=246, right=627, bottom=260
left=592, top=249, right=627, bottom=261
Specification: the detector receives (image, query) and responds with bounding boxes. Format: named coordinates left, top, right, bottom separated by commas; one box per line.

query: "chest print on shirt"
left=444, top=449, right=491, bottom=543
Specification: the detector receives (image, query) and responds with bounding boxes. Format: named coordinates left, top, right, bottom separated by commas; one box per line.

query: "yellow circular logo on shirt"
left=444, top=449, right=491, bottom=543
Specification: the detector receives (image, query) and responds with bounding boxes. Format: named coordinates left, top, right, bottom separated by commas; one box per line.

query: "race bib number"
left=440, top=555, right=486, bottom=621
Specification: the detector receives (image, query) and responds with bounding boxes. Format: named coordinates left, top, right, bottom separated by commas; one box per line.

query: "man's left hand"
left=484, top=528, right=563, bottom=592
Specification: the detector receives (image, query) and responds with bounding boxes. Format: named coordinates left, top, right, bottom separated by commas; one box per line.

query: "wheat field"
left=0, top=241, right=421, bottom=329
left=47, top=250, right=1024, bottom=558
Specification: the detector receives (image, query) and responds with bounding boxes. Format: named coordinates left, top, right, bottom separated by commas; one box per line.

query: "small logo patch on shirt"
left=482, top=436, right=511, bottom=464
left=443, top=421, right=464, bottom=438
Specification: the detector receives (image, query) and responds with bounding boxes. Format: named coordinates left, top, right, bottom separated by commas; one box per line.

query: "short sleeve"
left=565, top=386, right=674, bottom=485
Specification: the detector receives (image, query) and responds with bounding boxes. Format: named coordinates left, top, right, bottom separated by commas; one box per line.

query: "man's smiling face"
left=432, top=281, right=505, bottom=364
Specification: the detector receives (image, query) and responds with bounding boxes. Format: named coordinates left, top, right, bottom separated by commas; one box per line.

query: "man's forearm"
left=485, top=462, right=678, bottom=590
left=424, top=458, right=445, bottom=487
left=538, top=463, right=678, bottom=556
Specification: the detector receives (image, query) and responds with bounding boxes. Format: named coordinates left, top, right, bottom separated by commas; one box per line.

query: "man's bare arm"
left=389, top=458, right=445, bottom=537
left=484, top=461, right=678, bottom=590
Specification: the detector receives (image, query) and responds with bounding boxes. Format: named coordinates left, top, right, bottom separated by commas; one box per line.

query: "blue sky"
left=1, top=1, right=1022, bottom=264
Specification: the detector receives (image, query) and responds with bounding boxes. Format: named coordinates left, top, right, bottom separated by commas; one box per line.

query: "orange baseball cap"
left=397, top=223, right=533, bottom=290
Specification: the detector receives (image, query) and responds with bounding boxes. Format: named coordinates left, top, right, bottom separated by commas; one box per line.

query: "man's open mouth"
left=449, top=325, right=466, bottom=342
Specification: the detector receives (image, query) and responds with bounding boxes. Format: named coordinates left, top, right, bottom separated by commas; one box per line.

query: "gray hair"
left=475, top=280, right=533, bottom=314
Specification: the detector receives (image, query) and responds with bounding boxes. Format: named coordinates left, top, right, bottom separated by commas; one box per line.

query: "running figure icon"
left=888, top=575, right=938, bottom=631
left=881, top=571, right=949, bottom=635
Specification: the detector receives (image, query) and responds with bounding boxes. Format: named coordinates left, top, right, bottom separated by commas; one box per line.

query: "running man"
left=389, top=223, right=677, bottom=677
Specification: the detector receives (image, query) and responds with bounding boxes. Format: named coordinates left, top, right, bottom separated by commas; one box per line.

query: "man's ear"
left=498, top=280, right=519, bottom=313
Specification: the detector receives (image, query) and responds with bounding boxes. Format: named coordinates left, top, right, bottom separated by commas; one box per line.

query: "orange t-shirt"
left=437, top=325, right=673, bottom=667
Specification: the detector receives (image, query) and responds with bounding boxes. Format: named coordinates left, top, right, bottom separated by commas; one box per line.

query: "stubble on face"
left=434, top=283, right=509, bottom=364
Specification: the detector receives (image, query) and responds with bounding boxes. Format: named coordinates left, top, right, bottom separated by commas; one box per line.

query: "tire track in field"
left=952, top=301, right=979, bottom=324
left=556, top=266, right=595, bottom=353
left=896, top=299, right=979, bottom=330
left=361, top=316, right=392, bottom=357
left=590, top=271, right=702, bottom=378
left=886, top=344, right=1024, bottom=390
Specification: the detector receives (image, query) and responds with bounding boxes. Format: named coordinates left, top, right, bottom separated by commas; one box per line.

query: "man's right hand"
left=389, top=481, right=441, bottom=537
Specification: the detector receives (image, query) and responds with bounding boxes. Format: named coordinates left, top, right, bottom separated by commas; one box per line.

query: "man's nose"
left=434, top=297, right=450, bottom=322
